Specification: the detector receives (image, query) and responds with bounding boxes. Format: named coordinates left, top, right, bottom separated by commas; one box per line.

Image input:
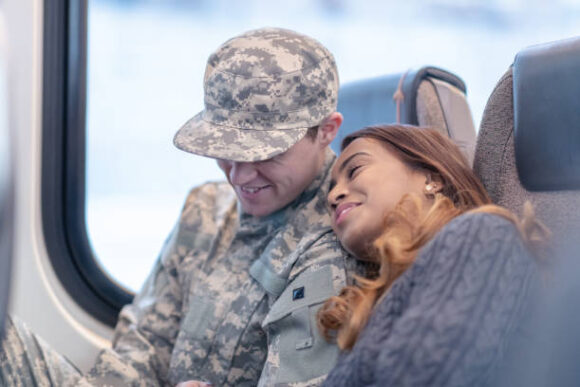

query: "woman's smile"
left=334, top=202, right=360, bottom=226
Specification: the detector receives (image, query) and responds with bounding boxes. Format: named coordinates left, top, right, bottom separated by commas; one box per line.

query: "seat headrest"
left=513, top=37, right=580, bottom=191
left=332, top=67, right=475, bottom=163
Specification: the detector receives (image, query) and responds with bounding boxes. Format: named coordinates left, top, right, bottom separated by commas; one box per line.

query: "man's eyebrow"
left=338, top=152, right=370, bottom=173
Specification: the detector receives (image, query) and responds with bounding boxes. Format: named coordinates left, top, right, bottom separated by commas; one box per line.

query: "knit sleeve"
left=372, top=212, right=537, bottom=386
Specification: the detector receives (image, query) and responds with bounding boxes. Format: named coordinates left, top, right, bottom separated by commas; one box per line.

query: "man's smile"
left=238, top=184, right=272, bottom=200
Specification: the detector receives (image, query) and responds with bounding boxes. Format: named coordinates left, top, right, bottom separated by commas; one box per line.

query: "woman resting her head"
left=319, top=124, right=547, bottom=386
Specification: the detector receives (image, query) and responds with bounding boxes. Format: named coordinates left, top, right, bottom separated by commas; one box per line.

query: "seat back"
left=333, top=66, right=477, bottom=164
left=476, top=38, right=580, bottom=387
left=473, top=37, right=580, bottom=238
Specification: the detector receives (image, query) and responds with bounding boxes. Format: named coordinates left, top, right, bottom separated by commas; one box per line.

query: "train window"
left=44, top=0, right=580, bottom=324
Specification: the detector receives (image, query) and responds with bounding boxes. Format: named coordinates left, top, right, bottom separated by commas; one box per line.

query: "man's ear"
left=317, top=112, right=343, bottom=147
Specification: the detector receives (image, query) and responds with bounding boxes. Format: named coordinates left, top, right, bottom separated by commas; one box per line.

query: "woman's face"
left=328, top=137, right=428, bottom=260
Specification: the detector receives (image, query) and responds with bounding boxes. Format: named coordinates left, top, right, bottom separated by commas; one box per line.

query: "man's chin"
left=241, top=200, right=291, bottom=218
left=241, top=204, right=274, bottom=218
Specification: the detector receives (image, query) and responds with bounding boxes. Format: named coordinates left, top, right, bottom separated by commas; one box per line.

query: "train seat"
left=474, top=37, right=580, bottom=387
left=473, top=37, right=580, bottom=239
left=332, top=66, right=477, bottom=165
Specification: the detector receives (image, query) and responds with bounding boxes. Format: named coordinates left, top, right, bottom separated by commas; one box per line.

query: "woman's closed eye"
left=347, top=164, right=362, bottom=179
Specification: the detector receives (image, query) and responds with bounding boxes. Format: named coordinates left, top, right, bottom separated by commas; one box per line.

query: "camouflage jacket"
left=82, top=149, right=351, bottom=386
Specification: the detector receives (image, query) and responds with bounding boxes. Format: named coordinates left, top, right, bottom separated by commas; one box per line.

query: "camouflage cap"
left=173, top=27, right=339, bottom=162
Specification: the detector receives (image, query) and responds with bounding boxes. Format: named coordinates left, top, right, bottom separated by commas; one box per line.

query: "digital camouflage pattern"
left=0, top=27, right=352, bottom=386
left=0, top=150, right=357, bottom=386
left=82, top=149, right=349, bottom=386
left=0, top=316, right=83, bottom=386
left=173, top=27, right=339, bottom=162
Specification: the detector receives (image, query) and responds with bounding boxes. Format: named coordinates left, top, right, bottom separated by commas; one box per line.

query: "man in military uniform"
left=1, top=28, right=353, bottom=386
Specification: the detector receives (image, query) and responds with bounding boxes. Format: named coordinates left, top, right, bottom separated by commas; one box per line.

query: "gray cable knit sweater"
left=323, top=212, right=537, bottom=387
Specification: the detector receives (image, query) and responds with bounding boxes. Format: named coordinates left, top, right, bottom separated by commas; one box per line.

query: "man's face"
left=217, top=135, right=325, bottom=217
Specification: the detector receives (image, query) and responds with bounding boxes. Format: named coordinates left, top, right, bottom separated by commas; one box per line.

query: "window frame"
left=0, top=45, right=13, bottom=337
left=42, top=0, right=132, bottom=327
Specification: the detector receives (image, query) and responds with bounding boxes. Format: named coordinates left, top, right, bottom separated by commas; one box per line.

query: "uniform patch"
left=292, top=286, right=305, bottom=300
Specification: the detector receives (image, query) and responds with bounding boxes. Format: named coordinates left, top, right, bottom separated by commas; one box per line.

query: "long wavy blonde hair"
left=317, top=125, right=547, bottom=351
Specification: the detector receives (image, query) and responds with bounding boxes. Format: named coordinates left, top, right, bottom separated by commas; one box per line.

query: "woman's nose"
left=327, top=184, right=347, bottom=209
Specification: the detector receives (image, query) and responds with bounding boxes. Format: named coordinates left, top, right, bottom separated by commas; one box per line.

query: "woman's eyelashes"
left=347, top=164, right=362, bottom=179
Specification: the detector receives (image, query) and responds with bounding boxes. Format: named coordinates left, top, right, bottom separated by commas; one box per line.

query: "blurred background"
left=85, top=0, right=580, bottom=292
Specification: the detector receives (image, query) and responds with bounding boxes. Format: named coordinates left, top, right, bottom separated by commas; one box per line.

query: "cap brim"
left=173, top=112, right=309, bottom=162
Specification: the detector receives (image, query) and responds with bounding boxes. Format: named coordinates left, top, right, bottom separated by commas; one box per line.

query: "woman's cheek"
left=343, top=226, right=370, bottom=258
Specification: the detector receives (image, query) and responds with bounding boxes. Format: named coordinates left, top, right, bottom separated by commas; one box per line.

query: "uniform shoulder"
left=183, top=181, right=235, bottom=207
left=287, top=230, right=349, bottom=285
left=178, top=181, right=236, bottom=227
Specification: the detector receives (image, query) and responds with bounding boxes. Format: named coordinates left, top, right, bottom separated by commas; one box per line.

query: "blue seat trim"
left=513, top=36, right=580, bottom=191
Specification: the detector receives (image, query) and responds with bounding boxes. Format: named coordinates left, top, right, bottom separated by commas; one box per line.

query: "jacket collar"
left=246, top=148, right=337, bottom=297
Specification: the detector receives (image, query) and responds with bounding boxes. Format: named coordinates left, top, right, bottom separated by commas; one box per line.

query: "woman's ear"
left=424, top=173, right=444, bottom=195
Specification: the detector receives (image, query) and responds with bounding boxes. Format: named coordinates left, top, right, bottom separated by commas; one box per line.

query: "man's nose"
left=229, top=161, right=258, bottom=185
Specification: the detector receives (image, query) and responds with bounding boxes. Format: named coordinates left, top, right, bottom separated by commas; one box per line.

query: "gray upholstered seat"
left=473, top=37, right=580, bottom=239
left=476, top=38, right=580, bottom=387
left=332, top=67, right=477, bottom=165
